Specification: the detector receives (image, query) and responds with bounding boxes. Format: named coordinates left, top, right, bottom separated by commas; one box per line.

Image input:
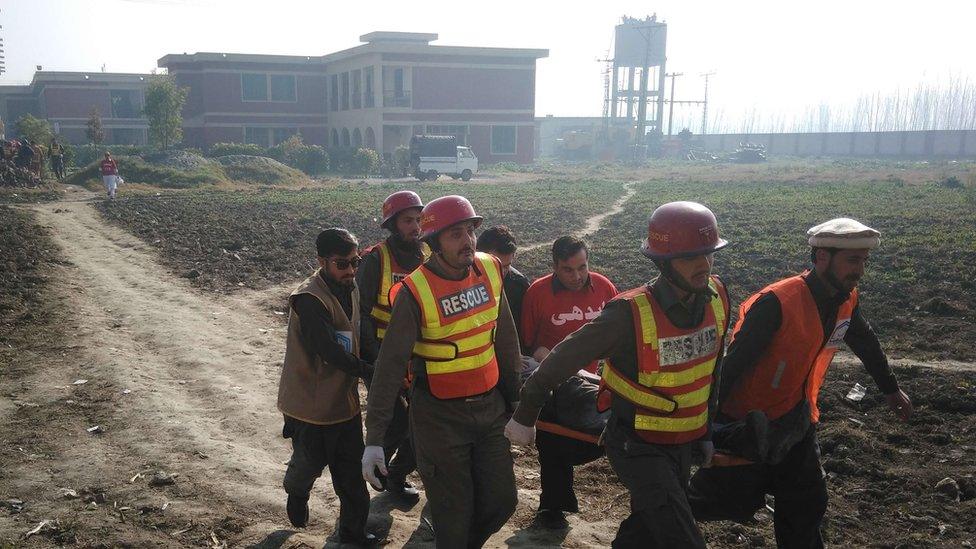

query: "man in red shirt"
left=100, top=152, right=120, bottom=200
left=519, top=235, right=618, bottom=527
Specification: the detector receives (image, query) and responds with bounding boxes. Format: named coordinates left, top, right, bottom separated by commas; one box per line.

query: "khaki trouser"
left=409, top=382, right=517, bottom=549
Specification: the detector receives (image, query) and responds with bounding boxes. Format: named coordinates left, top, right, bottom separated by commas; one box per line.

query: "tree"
left=143, top=75, right=188, bottom=149
left=15, top=114, right=54, bottom=144
left=86, top=108, right=105, bottom=145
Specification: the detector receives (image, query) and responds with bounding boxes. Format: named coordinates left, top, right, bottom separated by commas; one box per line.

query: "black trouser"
left=535, top=429, right=604, bottom=513
left=410, top=384, right=517, bottom=549
left=382, top=389, right=417, bottom=485
left=688, top=425, right=827, bottom=549
left=604, top=419, right=706, bottom=549
left=282, top=414, right=370, bottom=541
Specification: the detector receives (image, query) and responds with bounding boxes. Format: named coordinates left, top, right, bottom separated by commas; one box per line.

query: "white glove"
left=361, top=445, right=387, bottom=490
left=504, top=418, right=536, bottom=446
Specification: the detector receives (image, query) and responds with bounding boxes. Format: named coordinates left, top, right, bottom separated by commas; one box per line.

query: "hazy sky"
left=2, top=0, right=974, bottom=131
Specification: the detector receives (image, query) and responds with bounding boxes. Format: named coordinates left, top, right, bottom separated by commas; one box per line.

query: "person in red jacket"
left=519, top=235, right=618, bottom=526
left=100, top=152, right=120, bottom=200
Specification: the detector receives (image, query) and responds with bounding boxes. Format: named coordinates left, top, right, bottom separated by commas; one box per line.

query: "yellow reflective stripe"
left=419, top=308, right=498, bottom=340
left=709, top=279, right=726, bottom=338
left=377, top=326, right=387, bottom=340
left=414, top=327, right=494, bottom=361
left=406, top=269, right=441, bottom=329
left=603, top=365, right=676, bottom=413
left=672, top=384, right=712, bottom=408
left=377, top=243, right=393, bottom=307
left=633, top=292, right=658, bottom=349
left=477, top=252, right=503, bottom=297
left=638, top=358, right=716, bottom=388
left=370, top=305, right=391, bottom=323
left=635, top=408, right=709, bottom=432
left=424, top=346, right=496, bottom=375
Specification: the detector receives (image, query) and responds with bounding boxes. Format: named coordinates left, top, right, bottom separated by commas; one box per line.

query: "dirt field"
left=1, top=161, right=975, bottom=547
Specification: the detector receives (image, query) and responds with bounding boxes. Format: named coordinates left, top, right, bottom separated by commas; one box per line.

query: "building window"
left=341, top=128, right=351, bottom=147
left=332, top=128, right=340, bottom=147
left=382, top=66, right=410, bottom=107
left=364, top=67, right=374, bottom=108
left=270, top=75, right=297, bottom=102
left=352, top=69, right=362, bottom=109
left=340, top=72, right=350, bottom=111
left=242, top=73, right=297, bottom=102
left=110, top=90, right=138, bottom=118
left=427, top=125, right=469, bottom=146
left=245, top=127, right=271, bottom=146
left=242, top=73, right=268, bottom=101
left=490, top=126, right=517, bottom=155
left=111, top=128, right=142, bottom=145
left=330, top=75, right=339, bottom=112
left=273, top=128, right=299, bottom=145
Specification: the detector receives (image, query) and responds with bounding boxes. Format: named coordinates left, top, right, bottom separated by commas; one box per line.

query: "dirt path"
left=0, top=188, right=621, bottom=547
left=4, top=186, right=972, bottom=547
left=520, top=181, right=638, bottom=252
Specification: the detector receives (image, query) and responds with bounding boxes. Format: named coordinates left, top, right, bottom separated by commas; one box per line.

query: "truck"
left=409, top=135, right=478, bottom=181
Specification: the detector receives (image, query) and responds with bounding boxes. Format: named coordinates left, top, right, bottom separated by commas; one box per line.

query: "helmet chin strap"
left=654, top=259, right=710, bottom=295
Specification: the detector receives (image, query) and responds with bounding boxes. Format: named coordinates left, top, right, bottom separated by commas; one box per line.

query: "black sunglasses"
left=331, top=256, right=362, bottom=270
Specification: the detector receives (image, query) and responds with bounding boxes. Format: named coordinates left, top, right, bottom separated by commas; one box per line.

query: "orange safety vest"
left=400, top=252, right=504, bottom=399
left=600, top=277, right=729, bottom=445
left=720, top=273, right=858, bottom=423
left=367, top=240, right=430, bottom=341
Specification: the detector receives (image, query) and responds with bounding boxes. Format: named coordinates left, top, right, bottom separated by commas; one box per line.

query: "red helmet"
left=381, top=190, right=424, bottom=227
left=420, top=195, right=483, bottom=240
left=641, top=201, right=728, bottom=260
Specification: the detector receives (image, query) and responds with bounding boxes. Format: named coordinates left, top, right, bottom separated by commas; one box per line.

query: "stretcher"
left=535, top=420, right=754, bottom=467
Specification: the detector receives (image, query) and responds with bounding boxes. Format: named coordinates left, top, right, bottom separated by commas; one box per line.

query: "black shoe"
left=286, top=495, right=309, bottom=528
left=534, top=509, right=569, bottom=530
left=338, top=532, right=388, bottom=546
left=386, top=479, right=421, bottom=501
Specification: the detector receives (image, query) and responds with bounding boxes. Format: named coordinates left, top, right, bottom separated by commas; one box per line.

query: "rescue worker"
left=356, top=190, right=428, bottom=501
left=100, top=152, right=120, bottom=200
left=519, top=235, right=618, bottom=526
left=361, top=195, right=521, bottom=549
left=476, top=225, right=530, bottom=341
left=688, top=217, right=913, bottom=549
left=276, top=228, right=383, bottom=545
left=506, top=201, right=732, bottom=548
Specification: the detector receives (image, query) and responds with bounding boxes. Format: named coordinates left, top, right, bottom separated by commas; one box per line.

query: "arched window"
left=352, top=128, right=363, bottom=148
left=364, top=127, right=376, bottom=150
left=341, top=128, right=351, bottom=147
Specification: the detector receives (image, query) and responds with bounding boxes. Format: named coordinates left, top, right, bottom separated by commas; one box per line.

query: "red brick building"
left=1, top=32, right=548, bottom=163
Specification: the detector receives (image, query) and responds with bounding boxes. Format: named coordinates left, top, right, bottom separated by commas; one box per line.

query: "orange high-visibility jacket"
left=721, top=273, right=857, bottom=423
left=400, top=252, right=504, bottom=399
left=601, top=277, right=730, bottom=445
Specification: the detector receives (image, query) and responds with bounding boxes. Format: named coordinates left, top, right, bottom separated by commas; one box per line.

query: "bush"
left=267, top=135, right=330, bottom=175
left=65, top=155, right=226, bottom=189
left=352, top=148, right=380, bottom=177
left=940, top=175, right=963, bottom=189
left=327, top=147, right=358, bottom=173
left=71, top=144, right=148, bottom=167
left=213, top=155, right=308, bottom=185
left=208, top=142, right=268, bottom=158
left=393, top=145, right=411, bottom=177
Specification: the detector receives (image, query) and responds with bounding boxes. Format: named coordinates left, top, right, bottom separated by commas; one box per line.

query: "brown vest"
left=277, top=270, right=362, bottom=425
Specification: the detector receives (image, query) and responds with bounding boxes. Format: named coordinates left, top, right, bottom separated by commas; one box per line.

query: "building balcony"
left=383, top=90, right=411, bottom=108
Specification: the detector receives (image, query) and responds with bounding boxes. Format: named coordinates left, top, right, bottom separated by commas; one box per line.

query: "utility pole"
left=700, top=71, right=716, bottom=135
left=666, top=72, right=683, bottom=136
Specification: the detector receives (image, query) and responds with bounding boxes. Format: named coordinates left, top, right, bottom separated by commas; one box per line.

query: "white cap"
left=807, top=218, right=880, bottom=249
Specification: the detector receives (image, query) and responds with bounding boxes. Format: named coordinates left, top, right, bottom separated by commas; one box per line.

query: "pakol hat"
left=807, top=218, right=880, bottom=249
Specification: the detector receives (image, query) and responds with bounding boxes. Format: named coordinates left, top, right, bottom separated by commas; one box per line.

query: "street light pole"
left=700, top=71, right=716, bottom=135
left=666, top=72, right=683, bottom=136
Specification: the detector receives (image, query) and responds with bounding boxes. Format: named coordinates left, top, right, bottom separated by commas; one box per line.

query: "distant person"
left=476, top=225, right=531, bottom=343
left=276, top=228, right=383, bottom=545
left=100, top=152, right=120, bottom=199
left=49, top=139, right=65, bottom=180
left=29, top=140, right=43, bottom=176
left=14, top=138, right=33, bottom=170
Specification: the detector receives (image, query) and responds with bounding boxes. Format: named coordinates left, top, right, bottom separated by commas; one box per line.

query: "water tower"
left=609, top=15, right=667, bottom=154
